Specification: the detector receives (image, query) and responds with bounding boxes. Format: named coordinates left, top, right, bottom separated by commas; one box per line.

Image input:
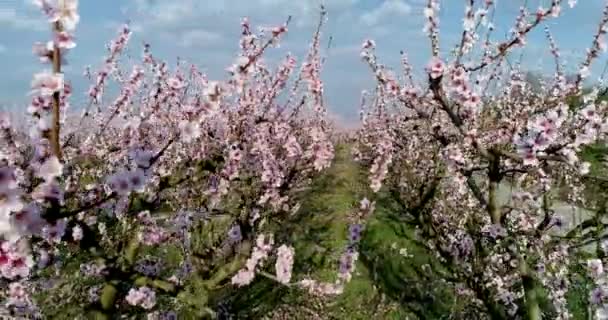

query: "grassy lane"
left=228, top=145, right=400, bottom=319
left=229, top=145, right=458, bottom=319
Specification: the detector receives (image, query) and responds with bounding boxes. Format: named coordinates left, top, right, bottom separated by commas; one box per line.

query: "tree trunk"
left=521, top=264, right=541, bottom=320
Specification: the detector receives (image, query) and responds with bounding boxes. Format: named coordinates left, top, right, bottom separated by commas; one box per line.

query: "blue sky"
left=0, top=0, right=607, bottom=124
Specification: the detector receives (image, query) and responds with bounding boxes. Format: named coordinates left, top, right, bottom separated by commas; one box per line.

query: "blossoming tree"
left=354, top=0, right=608, bottom=319
left=0, top=1, right=342, bottom=318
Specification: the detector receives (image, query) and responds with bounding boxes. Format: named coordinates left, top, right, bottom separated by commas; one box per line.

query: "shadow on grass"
left=358, top=193, right=461, bottom=320
left=223, top=144, right=475, bottom=319
left=223, top=145, right=373, bottom=318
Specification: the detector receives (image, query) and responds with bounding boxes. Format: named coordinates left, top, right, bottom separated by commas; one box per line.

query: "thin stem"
left=50, top=21, right=63, bottom=160
left=467, top=7, right=551, bottom=72
left=521, top=262, right=541, bottom=320
left=258, top=271, right=293, bottom=287
left=488, top=151, right=502, bottom=224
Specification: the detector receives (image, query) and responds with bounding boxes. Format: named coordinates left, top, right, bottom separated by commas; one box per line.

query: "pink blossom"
left=72, top=225, right=83, bottom=241
left=579, top=66, right=591, bottom=79
left=36, top=156, right=63, bottom=181
left=55, top=31, right=76, bottom=49
left=579, top=162, right=591, bottom=175
left=463, top=13, right=475, bottom=31
left=56, top=0, right=80, bottom=31
left=125, top=286, right=156, bottom=310
left=424, top=7, right=434, bottom=19
left=32, top=41, right=53, bottom=63
left=41, top=220, right=66, bottom=244
left=0, top=241, right=34, bottom=279
left=275, top=244, right=294, bottom=284
left=6, top=282, right=30, bottom=309
left=550, top=4, right=562, bottom=18
left=166, top=77, right=184, bottom=90
left=283, top=135, right=302, bottom=158
left=426, top=57, right=445, bottom=79
left=588, top=259, right=604, bottom=278
left=232, top=234, right=274, bottom=286
left=31, top=71, right=64, bottom=97
left=231, top=269, right=256, bottom=286
left=298, top=279, right=344, bottom=295
left=139, top=226, right=169, bottom=246
left=362, top=39, right=376, bottom=50
left=178, top=120, right=201, bottom=143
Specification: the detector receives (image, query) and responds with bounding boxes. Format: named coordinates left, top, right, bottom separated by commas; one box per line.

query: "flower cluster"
left=275, top=244, right=294, bottom=284
left=125, top=286, right=157, bottom=310
left=232, top=234, right=274, bottom=286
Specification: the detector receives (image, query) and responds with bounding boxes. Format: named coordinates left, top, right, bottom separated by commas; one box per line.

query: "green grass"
left=226, top=145, right=461, bottom=319
left=226, top=145, right=396, bottom=319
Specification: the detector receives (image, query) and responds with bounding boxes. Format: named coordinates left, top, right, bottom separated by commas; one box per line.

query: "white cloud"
left=331, top=44, right=361, bottom=56
left=103, top=21, right=144, bottom=34
left=141, top=1, right=202, bottom=25
left=360, top=0, right=412, bottom=26
left=129, top=0, right=360, bottom=30
left=120, top=0, right=365, bottom=60
left=131, top=0, right=227, bottom=27
left=0, top=8, right=45, bottom=31
left=177, top=29, right=222, bottom=48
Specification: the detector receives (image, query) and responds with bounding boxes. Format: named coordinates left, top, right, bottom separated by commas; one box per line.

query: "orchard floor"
left=227, top=145, right=463, bottom=319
